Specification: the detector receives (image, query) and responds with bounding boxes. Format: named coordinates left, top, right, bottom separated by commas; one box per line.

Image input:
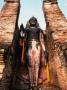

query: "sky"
left=0, top=0, right=67, bottom=30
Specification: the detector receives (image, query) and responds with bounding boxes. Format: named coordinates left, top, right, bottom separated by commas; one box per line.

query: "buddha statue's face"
left=29, top=17, right=37, bottom=27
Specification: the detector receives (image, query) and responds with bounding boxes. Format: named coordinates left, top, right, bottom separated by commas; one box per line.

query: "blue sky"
left=0, top=0, right=67, bottom=30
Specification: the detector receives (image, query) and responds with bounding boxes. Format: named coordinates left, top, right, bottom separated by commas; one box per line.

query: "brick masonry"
left=43, top=0, right=67, bottom=90
left=0, top=0, right=20, bottom=79
left=0, top=0, right=67, bottom=89
left=0, top=0, right=20, bottom=45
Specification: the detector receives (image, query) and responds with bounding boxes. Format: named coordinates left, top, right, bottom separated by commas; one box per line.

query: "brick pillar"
left=43, top=0, right=57, bottom=4
left=0, top=0, right=20, bottom=45
left=0, top=0, right=20, bottom=79
left=4, top=0, right=20, bottom=2
left=43, top=0, right=67, bottom=89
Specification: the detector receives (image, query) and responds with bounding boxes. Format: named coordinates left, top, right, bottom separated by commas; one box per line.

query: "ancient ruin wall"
left=0, top=0, right=20, bottom=79
left=43, top=0, right=67, bottom=89
left=0, top=0, right=20, bottom=45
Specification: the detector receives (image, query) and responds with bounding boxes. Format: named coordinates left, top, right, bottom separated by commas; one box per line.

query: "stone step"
left=0, top=52, right=4, bottom=55
left=0, top=51, right=4, bottom=62
left=0, top=60, right=5, bottom=79
left=0, top=49, right=4, bottom=53
left=0, top=68, right=4, bottom=74
left=0, top=55, right=4, bottom=59
left=0, top=74, right=3, bottom=79
left=0, top=60, right=4, bottom=63
left=0, top=65, right=5, bottom=69
left=0, top=58, right=4, bottom=61
left=0, top=53, right=4, bottom=55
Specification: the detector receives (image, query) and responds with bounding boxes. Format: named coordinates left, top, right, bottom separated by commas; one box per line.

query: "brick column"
left=0, top=0, right=20, bottom=79
left=4, top=0, right=19, bottom=2
left=43, top=0, right=67, bottom=89
left=0, top=0, right=20, bottom=45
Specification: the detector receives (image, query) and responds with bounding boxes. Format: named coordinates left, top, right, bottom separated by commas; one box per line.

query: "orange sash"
left=19, top=39, right=24, bottom=64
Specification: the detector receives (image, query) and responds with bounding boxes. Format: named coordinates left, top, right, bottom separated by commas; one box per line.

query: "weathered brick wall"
left=5, top=0, right=19, bottom=2
left=0, top=0, right=20, bottom=79
left=0, top=0, right=20, bottom=45
left=43, top=0, right=67, bottom=89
